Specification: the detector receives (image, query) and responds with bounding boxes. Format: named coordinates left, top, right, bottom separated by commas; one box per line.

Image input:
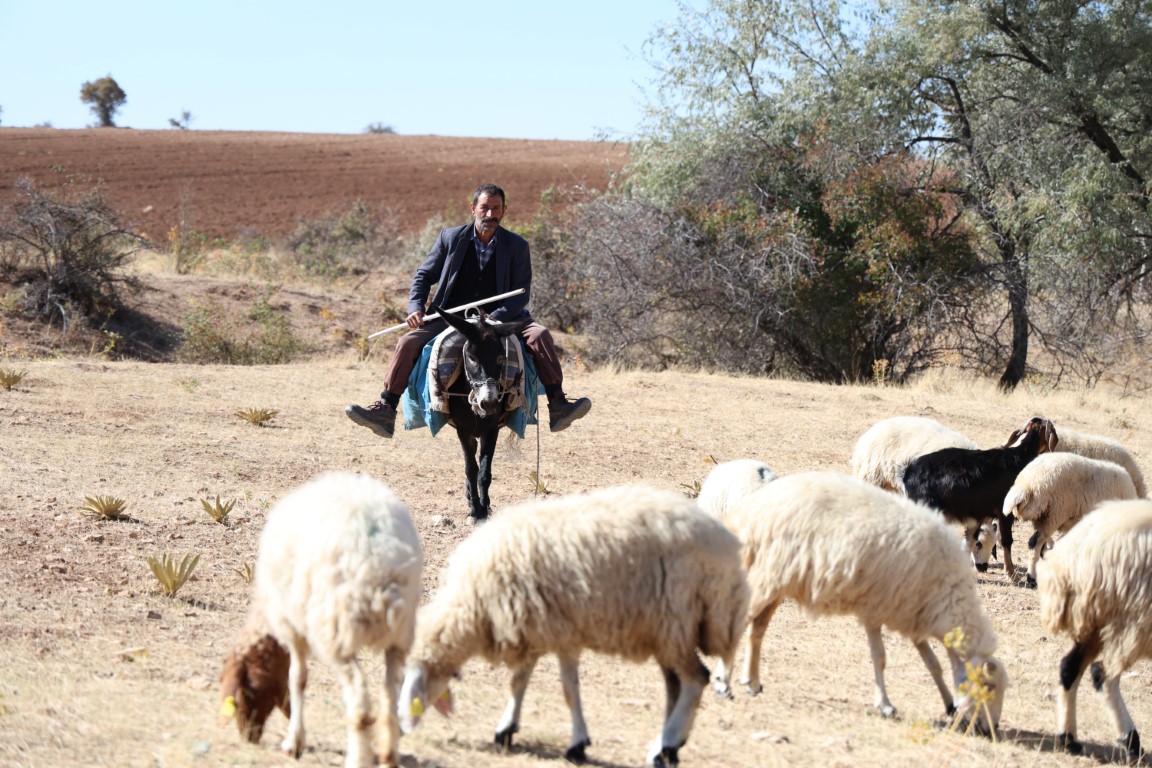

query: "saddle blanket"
left=401, top=324, right=539, bottom=438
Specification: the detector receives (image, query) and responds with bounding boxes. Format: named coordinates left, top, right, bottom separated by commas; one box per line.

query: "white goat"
left=715, top=471, right=1008, bottom=734
left=1003, top=453, right=1138, bottom=587
left=397, top=484, right=749, bottom=768
left=220, top=472, right=423, bottom=768
left=1038, top=498, right=1152, bottom=761
left=1055, top=427, right=1146, bottom=498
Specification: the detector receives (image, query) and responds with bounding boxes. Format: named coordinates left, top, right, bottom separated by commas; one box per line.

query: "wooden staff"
left=367, top=288, right=526, bottom=339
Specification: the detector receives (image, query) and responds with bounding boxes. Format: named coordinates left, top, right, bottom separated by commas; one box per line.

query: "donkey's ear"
left=434, top=306, right=481, bottom=343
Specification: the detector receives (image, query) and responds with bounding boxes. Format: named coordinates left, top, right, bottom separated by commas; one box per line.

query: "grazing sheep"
left=1003, top=453, right=1138, bottom=587
left=715, top=472, right=1009, bottom=734
left=219, top=472, right=423, bottom=768
left=697, top=459, right=777, bottom=521
left=851, top=416, right=978, bottom=492
left=1038, top=498, right=1152, bottom=760
left=397, top=484, right=749, bottom=768
left=220, top=631, right=292, bottom=743
left=1055, top=427, right=1147, bottom=498
left=901, top=416, right=1059, bottom=579
left=850, top=416, right=996, bottom=570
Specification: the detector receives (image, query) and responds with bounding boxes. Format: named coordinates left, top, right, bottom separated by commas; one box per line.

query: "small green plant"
left=681, top=479, right=703, bottom=499
left=235, top=407, right=278, bottom=426
left=0, top=367, right=27, bottom=391
left=232, top=562, right=255, bottom=583
left=176, top=377, right=201, bottom=393
left=146, top=553, right=200, bottom=597
left=201, top=495, right=236, bottom=523
left=80, top=494, right=129, bottom=520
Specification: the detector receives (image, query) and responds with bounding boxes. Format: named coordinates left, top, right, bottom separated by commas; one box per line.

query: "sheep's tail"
left=1003, top=484, right=1037, bottom=522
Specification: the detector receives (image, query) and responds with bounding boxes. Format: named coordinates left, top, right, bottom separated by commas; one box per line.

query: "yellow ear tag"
left=219, top=696, right=237, bottom=719
left=409, top=697, right=424, bottom=718
left=436, top=690, right=451, bottom=705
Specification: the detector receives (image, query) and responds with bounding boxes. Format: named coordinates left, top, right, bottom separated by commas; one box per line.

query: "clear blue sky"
left=0, top=1, right=684, bottom=141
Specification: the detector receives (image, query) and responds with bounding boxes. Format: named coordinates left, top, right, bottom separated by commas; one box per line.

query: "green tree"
left=622, top=0, right=1152, bottom=389
left=80, top=75, right=127, bottom=127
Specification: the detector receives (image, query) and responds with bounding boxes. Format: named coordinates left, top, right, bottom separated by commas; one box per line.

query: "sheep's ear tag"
left=219, top=695, right=237, bottom=720
left=434, top=689, right=454, bottom=716
left=409, top=698, right=424, bottom=718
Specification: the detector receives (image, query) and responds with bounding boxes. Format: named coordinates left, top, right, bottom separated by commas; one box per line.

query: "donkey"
left=432, top=305, right=531, bottom=524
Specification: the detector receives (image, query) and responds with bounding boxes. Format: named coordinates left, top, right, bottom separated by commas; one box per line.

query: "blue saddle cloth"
left=401, top=335, right=539, bottom=438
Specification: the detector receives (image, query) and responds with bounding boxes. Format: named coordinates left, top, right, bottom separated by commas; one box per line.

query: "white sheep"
left=1054, top=427, right=1146, bottom=497
left=851, top=416, right=978, bottom=492
left=219, top=472, right=423, bottom=768
left=849, top=416, right=996, bottom=571
left=715, top=471, right=1009, bottom=734
left=1003, top=453, right=1138, bottom=587
left=397, top=484, right=749, bottom=768
left=1037, top=498, right=1152, bottom=761
left=697, top=459, right=777, bottom=521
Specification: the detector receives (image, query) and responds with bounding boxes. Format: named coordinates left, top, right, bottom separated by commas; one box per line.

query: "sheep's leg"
left=999, top=513, right=1016, bottom=579
left=456, top=432, right=483, bottom=520
left=1056, top=640, right=1098, bottom=754
left=333, top=657, right=374, bottom=768
left=1092, top=662, right=1141, bottom=760
left=494, top=656, right=537, bottom=749
left=558, top=653, right=592, bottom=763
left=377, top=646, right=405, bottom=768
left=865, top=625, right=896, bottom=718
left=281, top=639, right=308, bottom=759
left=737, top=600, right=779, bottom=695
left=914, top=640, right=955, bottom=716
left=477, top=426, right=499, bottom=518
left=647, top=659, right=708, bottom=768
left=1026, top=528, right=1049, bottom=589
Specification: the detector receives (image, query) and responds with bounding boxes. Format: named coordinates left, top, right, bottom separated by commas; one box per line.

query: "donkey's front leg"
left=457, top=432, right=484, bottom=521
left=476, top=427, right=500, bottom=519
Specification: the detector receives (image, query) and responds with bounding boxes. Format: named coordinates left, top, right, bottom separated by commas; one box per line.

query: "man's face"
left=471, top=192, right=505, bottom=236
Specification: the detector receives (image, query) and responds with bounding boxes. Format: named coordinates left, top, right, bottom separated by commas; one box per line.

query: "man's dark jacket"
left=408, top=223, right=531, bottom=322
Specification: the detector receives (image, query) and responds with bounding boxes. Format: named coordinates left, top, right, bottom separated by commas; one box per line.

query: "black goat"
left=901, top=417, right=1059, bottom=579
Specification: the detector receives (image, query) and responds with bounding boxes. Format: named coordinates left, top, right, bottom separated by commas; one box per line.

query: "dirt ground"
left=0, top=127, right=626, bottom=241
left=1, top=353, right=1150, bottom=768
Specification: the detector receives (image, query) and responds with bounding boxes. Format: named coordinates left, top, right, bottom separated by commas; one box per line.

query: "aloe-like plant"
left=80, top=494, right=129, bottom=520
left=201, top=495, right=236, bottom=524
left=146, top=553, right=200, bottom=597
left=232, top=561, right=255, bottom=584
left=0, top=368, right=28, bottom=391
left=235, top=407, right=278, bottom=426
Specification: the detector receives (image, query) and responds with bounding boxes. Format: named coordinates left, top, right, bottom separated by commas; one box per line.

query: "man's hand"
left=406, top=310, right=424, bottom=329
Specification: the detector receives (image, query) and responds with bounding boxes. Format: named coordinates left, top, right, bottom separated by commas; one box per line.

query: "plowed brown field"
left=0, top=127, right=627, bottom=241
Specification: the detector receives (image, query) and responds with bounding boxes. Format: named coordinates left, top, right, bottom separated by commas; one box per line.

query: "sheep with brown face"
left=219, top=632, right=293, bottom=742
left=218, top=472, right=423, bottom=768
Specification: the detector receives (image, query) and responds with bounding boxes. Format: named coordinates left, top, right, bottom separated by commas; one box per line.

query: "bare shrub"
left=0, top=177, right=146, bottom=333
left=178, top=285, right=304, bottom=365
left=285, top=199, right=403, bottom=280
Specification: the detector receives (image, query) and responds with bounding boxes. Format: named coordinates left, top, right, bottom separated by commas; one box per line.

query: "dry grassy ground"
left=2, top=348, right=1150, bottom=767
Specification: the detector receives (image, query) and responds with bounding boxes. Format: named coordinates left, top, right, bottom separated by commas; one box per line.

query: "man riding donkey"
left=345, top=182, right=591, bottom=437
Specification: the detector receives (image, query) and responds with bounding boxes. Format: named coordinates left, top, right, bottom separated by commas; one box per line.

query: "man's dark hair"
left=472, top=183, right=505, bottom=206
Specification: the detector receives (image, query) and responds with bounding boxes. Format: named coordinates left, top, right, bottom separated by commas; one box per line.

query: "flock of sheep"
left=216, top=414, right=1150, bottom=768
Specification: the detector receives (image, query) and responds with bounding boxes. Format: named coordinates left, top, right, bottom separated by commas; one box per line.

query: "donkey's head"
left=433, top=306, right=530, bottom=418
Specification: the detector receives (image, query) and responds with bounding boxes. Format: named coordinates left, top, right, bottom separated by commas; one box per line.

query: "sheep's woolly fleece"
left=410, top=484, right=750, bottom=677
left=727, top=471, right=997, bottom=659
left=1039, top=498, right=1152, bottom=678
left=850, top=416, right=977, bottom=492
